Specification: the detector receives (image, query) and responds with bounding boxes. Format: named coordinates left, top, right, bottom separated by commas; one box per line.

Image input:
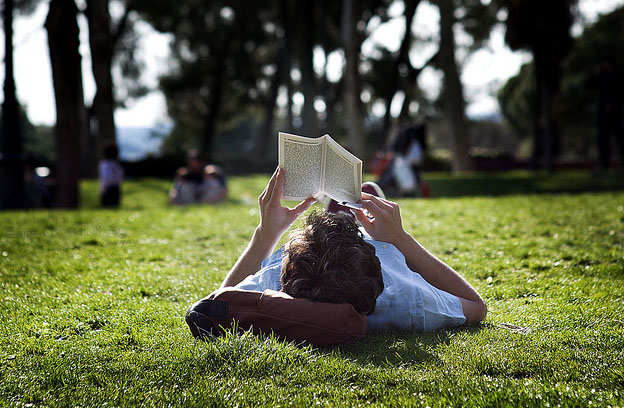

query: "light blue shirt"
left=236, top=233, right=466, bottom=333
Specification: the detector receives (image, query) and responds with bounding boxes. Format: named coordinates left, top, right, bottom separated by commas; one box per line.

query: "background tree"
left=497, top=0, right=576, bottom=171
left=0, top=0, right=39, bottom=209
left=338, top=0, right=391, bottom=159
left=499, top=6, right=624, bottom=159
left=428, top=0, right=496, bottom=172
left=83, top=0, right=144, bottom=177
left=434, top=0, right=473, bottom=171
left=0, top=0, right=23, bottom=208
left=46, top=0, right=87, bottom=208
left=130, top=0, right=273, bottom=161
left=375, top=0, right=420, bottom=148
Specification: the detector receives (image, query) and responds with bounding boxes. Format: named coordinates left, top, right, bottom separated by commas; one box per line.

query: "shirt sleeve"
left=235, top=247, right=284, bottom=292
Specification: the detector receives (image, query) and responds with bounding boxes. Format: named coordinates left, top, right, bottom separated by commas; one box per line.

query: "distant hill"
left=116, top=124, right=172, bottom=161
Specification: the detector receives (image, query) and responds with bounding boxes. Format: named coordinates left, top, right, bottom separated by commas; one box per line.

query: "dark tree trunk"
left=297, top=1, right=318, bottom=136
left=255, top=44, right=284, bottom=158
left=342, top=0, right=366, bottom=159
left=280, top=0, right=294, bottom=132
left=85, top=0, right=116, bottom=178
left=379, top=0, right=420, bottom=149
left=46, top=0, right=87, bottom=208
left=532, top=45, right=561, bottom=172
left=201, top=56, right=226, bottom=160
left=398, top=51, right=437, bottom=124
left=0, top=0, right=24, bottom=209
left=436, top=0, right=473, bottom=172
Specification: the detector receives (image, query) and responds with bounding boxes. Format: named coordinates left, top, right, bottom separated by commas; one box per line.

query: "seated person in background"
left=99, top=142, right=124, bottom=207
left=170, top=150, right=227, bottom=205
left=220, top=168, right=487, bottom=333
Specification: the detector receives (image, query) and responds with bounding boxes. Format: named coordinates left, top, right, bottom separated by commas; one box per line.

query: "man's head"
left=187, top=149, right=203, bottom=172
left=280, top=212, right=384, bottom=315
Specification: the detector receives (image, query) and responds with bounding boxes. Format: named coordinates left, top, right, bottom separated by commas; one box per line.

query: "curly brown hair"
left=280, top=212, right=384, bottom=315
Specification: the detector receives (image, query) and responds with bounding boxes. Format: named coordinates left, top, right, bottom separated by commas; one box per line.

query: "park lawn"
left=1, top=172, right=623, bottom=407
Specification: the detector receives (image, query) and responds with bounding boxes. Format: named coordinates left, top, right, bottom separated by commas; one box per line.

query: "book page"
left=278, top=132, right=323, bottom=200
left=321, top=135, right=362, bottom=204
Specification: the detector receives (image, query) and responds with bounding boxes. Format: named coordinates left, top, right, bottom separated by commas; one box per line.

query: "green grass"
left=1, top=171, right=623, bottom=407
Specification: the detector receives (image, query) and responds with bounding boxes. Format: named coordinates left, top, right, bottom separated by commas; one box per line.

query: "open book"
left=278, top=132, right=362, bottom=208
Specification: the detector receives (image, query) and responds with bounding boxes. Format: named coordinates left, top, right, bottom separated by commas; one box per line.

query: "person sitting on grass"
left=170, top=150, right=228, bottom=205
left=220, top=167, right=487, bottom=332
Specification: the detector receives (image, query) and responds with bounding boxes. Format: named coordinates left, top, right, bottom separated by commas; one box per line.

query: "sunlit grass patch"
left=1, top=172, right=623, bottom=406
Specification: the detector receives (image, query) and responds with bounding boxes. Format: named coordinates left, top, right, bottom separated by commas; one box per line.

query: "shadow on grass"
left=331, top=324, right=485, bottom=368
left=419, top=170, right=624, bottom=198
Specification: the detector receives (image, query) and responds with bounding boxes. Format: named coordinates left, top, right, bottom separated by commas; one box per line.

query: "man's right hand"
left=257, top=167, right=315, bottom=245
left=352, top=193, right=410, bottom=247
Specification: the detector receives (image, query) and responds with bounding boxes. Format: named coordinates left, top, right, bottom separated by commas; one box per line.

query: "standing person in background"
left=99, top=142, right=124, bottom=207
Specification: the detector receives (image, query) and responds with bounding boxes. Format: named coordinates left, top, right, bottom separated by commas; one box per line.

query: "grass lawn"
left=1, top=171, right=623, bottom=407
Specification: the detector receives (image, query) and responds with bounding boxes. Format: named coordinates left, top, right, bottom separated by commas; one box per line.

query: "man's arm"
left=220, top=167, right=314, bottom=288
left=352, top=193, right=487, bottom=324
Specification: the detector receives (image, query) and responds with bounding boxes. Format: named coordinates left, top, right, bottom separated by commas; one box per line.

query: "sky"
left=1, top=0, right=623, bottom=128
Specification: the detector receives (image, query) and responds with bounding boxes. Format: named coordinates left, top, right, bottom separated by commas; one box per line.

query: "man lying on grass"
left=219, top=167, right=487, bottom=332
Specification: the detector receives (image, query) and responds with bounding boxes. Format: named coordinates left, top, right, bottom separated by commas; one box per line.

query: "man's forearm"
left=220, top=227, right=279, bottom=288
left=393, top=232, right=483, bottom=302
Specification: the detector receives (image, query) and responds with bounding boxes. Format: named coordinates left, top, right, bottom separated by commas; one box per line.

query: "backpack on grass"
left=185, top=287, right=367, bottom=347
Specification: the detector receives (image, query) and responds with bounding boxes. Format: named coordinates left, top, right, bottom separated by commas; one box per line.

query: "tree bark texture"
left=201, top=55, right=226, bottom=160
left=379, top=0, right=420, bottom=149
left=85, top=0, right=116, bottom=178
left=436, top=0, right=473, bottom=172
left=255, top=41, right=284, bottom=158
left=46, top=0, right=87, bottom=208
left=279, top=0, right=295, bottom=133
left=342, top=0, right=366, bottom=160
left=0, top=0, right=24, bottom=209
left=297, top=1, right=318, bottom=136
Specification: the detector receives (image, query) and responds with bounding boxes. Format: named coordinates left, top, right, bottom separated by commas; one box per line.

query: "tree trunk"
left=280, top=0, right=294, bottom=132
left=201, top=56, right=226, bottom=161
left=255, top=43, right=284, bottom=158
left=86, top=0, right=116, bottom=178
left=379, top=0, right=420, bottom=149
left=532, top=46, right=561, bottom=172
left=0, top=0, right=24, bottom=209
left=436, top=0, right=473, bottom=172
left=46, top=0, right=87, bottom=208
left=318, top=0, right=330, bottom=134
left=342, top=0, right=366, bottom=159
left=297, top=1, right=318, bottom=136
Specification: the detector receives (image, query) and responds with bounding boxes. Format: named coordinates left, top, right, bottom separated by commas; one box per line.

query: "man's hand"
left=220, top=167, right=314, bottom=288
left=257, top=167, right=315, bottom=244
left=352, top=192, right=409, bottom=247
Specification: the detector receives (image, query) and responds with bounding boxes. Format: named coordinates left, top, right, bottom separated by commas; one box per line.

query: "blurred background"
left=1, top=0, right=623, bottom=208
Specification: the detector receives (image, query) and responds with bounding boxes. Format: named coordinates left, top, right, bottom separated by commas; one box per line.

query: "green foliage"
left=558, top=6, right=624, bottom=154
left=498, top=6, right=624, bottom=156
left=130, top=0, right=278, bottom=157
left=455, top=0, right=499, bottom=52
left=497, top=62, right=534, bottom=141
left=1, top=173, right=623, bottom=406
left=24, top=124, right=56, bottom=166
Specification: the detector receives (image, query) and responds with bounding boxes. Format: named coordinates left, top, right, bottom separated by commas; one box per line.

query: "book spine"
left=320, top=135, right=327, bottom=193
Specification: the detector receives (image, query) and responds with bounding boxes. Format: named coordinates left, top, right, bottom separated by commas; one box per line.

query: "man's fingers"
left=290, top=197, right=315, bottom=214
left=263, top=167, right=280, bottom=204
left=352, top=208, right=373, bottom=229
left=361, top=192, right=394, bottom=209
left=260, top=167, right=279, bottom=199
left=272, top=167, right=286, bottom=203
left=360, top=198, right=386, bottom=218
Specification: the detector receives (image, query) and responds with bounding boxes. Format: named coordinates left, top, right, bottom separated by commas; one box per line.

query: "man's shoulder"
left=364, top=238, right=405, bottom=261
